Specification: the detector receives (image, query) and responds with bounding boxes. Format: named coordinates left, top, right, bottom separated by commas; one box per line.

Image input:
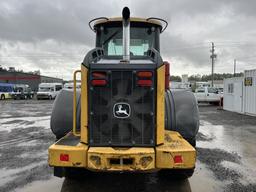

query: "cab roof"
left=91, top=17, right=167, bottom=33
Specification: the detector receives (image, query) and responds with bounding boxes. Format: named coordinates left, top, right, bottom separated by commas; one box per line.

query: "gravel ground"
left=0, top=101, right=256, bottom=192
left=197, top=105, right=256, bottom=192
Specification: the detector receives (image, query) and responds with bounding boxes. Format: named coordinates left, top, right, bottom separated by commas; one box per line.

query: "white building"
left=182, top=74, right=188, bottom=83
left=170, top=81, right=191, bottom=90
left=223, top=69, right=256, bottom=116
left=223, top=77, right=243, bottom=113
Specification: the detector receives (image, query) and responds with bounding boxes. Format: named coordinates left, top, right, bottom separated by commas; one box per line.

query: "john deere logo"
left=113, top=103, right=131, bottom=118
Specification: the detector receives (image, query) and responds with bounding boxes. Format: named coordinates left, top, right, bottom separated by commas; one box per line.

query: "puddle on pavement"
left=198, top=120, right=256, bottom=165
left=0, top=162, right=46, bottom=188
left=0, top=163, right=52, bottom=192
left=190, top=161, right=224, bottom=192
left=0, top=116, right=50, bottom=132
left=197, top=118, right=256, bottom=191
left=15, top=176, right=64, bottom=192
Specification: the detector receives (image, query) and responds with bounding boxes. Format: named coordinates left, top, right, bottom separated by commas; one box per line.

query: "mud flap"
left=54, top=166, right=65, bottom=178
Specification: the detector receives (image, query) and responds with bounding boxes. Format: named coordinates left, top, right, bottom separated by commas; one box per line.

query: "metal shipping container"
left=244, top=69, right=256, bottom=116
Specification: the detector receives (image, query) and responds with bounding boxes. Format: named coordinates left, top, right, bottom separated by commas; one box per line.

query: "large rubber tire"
left=50, top=89, right=81, bottom=139
left=187, top=137, right=196, bottom=147
left=158, top=168, right=195, bottom=179
left=165, top=90, right=199, bottom=146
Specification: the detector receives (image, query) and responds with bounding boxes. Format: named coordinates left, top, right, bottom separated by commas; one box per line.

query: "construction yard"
left=0, top=100, right=256, bottom=192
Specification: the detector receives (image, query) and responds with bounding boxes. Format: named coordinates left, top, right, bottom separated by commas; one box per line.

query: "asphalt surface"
left=0, top=100, right=256, bottom=192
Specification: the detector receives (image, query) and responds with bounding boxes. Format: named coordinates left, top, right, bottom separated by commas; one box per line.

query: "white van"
left=37, top=83, right=63, bottom=100
left=63, top=82, right=81, bottom=90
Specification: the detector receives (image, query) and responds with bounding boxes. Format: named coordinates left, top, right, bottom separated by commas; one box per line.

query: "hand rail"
left=88, top=17, right=109, bottom=32
left=146, top=17, right=168, bottom=33
left=73, top=70, right=81, bottom=136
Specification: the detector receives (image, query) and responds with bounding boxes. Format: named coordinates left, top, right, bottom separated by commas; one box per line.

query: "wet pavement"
left=0, top=101, right=256, bottom=192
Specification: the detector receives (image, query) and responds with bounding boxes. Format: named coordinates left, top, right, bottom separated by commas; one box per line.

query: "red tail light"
left=137, top=80, right=152, bottom=87
left=60, top=154, right=69, bottom=162
left=92, top=72, right=106, bottom=79
left=174, top=155, right=183, bottom=164
left=91, top=79, right=107, bottom=86
left=137, top=71, right=152, bottom=78
left=136, top=71, right=153, bottom=87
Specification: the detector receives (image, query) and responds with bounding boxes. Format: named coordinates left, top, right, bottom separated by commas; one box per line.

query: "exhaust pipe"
left=122, top=7, right=130, bottom=62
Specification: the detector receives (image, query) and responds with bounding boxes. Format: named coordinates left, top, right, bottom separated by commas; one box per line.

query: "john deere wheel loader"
left=48, top=7, right=199, bottom=178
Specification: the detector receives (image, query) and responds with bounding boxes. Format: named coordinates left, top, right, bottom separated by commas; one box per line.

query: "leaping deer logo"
left=116, top=105, right=129, bottom=116
left=114, top=103, right=130, bottom=118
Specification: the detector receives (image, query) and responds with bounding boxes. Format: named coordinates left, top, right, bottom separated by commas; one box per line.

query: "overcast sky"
left=0, top=0, right=256, bottom=80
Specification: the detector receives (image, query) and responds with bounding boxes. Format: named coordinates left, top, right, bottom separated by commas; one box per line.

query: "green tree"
left=170, top=75, right=182, bottom=82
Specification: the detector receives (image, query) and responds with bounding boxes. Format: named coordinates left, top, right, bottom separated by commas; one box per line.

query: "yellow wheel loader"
left=48, top=7, right=199, bottom=178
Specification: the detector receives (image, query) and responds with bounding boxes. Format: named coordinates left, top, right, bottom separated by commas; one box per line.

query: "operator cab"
left=87, top=16, right=167, bottom=64
left=94, top=19, right=161, bottom=57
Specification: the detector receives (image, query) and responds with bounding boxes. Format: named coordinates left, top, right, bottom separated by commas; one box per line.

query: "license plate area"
left=109, top=158, right=134, bottom=166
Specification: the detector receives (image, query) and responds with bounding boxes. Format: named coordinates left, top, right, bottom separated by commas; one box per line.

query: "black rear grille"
left=89, top=70, right=155, bottom=146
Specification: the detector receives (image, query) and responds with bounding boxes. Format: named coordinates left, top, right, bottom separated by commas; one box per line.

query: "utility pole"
left=234, top=59, right=236, bottom=77
left=210, top=42, right=217, bottom=87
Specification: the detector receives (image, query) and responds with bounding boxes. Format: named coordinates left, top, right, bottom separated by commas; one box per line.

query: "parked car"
left=37, top=83, right=63, bottom=100
left=0, top=83, right=14, bottom=100
left=217, top=87, right=224, bottom=94
left=12, top=84, right=34, bottom=100
left=194, top=87, right=222, bottom=104
left=63, top=82, right=81, bottom=90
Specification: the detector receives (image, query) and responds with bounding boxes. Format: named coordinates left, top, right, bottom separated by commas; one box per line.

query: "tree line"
left=170, top=73, right=243, bottom=82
